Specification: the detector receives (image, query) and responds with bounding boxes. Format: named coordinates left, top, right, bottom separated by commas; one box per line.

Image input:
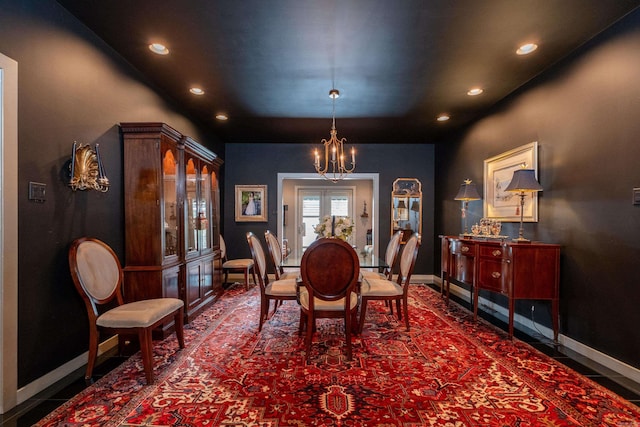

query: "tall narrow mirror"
left=391, top=178, right=421, bottom=243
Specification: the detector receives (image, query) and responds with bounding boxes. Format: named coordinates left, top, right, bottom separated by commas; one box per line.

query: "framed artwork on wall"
left=483, top=141, right=539, bottom=222
left=235, top=185, right=268, bottom=222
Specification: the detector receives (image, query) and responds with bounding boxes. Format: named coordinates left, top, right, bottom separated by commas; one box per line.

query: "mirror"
left=391, top=178, right=421, bottom=243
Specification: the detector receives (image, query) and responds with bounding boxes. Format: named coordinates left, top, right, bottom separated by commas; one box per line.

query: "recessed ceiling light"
left=516, top=43, right=538, bottom=55
left=190, top=87, right=205, bottom=95
left=437, top=114, right=450, bottom=122
left=467, top=88, right=483, bottom=96
left=148, top=43, right=169, bottom=55
left=215, top=113, right=228, bottom=121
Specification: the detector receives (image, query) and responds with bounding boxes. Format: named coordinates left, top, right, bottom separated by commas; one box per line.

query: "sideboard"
left=440, top=235, right=560, bottom=341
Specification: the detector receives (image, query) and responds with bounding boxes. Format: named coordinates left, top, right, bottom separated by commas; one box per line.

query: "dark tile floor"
left=3, top=284, right=639, bottom=426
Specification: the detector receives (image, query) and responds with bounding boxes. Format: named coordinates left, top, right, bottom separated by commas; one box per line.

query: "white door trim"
left=0, top=51, right=19, bottom=413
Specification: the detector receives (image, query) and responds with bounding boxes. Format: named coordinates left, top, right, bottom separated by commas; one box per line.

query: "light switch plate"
left=633, top=188, right=640, bottom=205
left=29, top=182, right=46, bottom=202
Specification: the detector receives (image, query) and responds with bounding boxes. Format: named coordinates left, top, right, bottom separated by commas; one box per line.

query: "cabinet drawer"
left=478, top=258, right=509, bottom=293
left=451, top=240, right=475, bottom=256
left=479, top=244, right=510, bottom=259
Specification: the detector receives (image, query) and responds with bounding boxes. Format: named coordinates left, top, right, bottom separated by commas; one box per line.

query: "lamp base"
left=512, top=236, right=532, bottom=243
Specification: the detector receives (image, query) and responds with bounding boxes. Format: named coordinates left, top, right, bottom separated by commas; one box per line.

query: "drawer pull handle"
left=461, top=246, right=470, bottom=253
left=492, top=250, right=502, bottom=257
left=492, top=272, right=501, bottom=279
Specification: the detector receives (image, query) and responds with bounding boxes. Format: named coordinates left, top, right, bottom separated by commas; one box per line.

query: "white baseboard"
left=16, top=335, right=119, bottom=404
left=437, top=277, right=640, bottom=387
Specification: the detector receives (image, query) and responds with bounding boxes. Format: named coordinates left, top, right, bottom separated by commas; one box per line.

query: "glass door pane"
left=185, top=157, right=198, bottom=254
left=296, top=188, right=354, bottom=257
left=162, top=149, right=178, bottom=257
left=198, top=164, right=212, bottom=251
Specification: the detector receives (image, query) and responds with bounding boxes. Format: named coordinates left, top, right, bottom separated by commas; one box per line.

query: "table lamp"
left=505, top=169, right=543, bottom=242
left=454, top=179, right=481, bottom=234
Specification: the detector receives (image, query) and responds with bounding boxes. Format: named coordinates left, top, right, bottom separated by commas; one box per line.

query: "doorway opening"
left=277, top=173, right=379, bottom=260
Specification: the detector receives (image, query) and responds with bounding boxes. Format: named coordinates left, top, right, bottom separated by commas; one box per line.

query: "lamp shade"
left=410, top=200, right=420, bottom=212
left=397, top=199, right=407, bottom=209
left=454, top=180, right=481, bottom=201
left=505, top=169, right=543, bottom=192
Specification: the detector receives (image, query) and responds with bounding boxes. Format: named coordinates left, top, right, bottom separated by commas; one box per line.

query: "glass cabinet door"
left=162, top=148, right=179, bottom=258
left=197, top=164, right=212, bottom=251
left=211, top=171, right=220, bottom=248
left=185, top=157, right=198, bottom=255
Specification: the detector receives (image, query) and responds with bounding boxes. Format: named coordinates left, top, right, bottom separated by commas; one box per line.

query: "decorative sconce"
left=454, top=179, right=481, bottom=234
left=69, top=141, right=110, bottom=192
left=505, top=169, right=542, bottom=242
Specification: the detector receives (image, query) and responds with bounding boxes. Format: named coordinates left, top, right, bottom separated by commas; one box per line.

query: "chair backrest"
left=246, top=232, right=268, bottom=287
left=397, top=233, right=421, bottom=286
left=300, top=238, right=360, bottom=302
left=69, top=237, right=124, bottom=317
left=219, top=235, right=227, bottom=260
left=383, top=230, right=403, bottom=278
left=264, top=230, right=283, bottom=277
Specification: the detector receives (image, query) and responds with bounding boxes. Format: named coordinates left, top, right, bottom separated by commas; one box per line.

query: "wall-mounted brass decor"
left=391, top=178, right=421, bottom=242
left=69, top=142, right=110, bottom=192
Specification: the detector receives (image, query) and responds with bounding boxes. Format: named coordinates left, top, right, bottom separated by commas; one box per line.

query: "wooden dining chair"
left=299, top=238, right=360, bottom=361
left=358, top=233, right=420, bottom=333
left=69, top=237, right=185, bottom=384
left=362, top=230, right=402, bottom=281
left=246, top=232, right=298, bottom=331
left=220, top=235, right=256, bottom=290
left=264, top=230, right=299, bottom=280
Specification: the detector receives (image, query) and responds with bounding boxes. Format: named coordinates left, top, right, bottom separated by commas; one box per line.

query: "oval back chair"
left=299, top=237, right=360, bottom=361
left=69, top=237, right=185, bottom=384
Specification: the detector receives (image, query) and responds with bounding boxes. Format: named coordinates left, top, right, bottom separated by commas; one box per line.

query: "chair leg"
left=259, top=296, right=268, bottom=331
left=85, top=326, right=100, bottom=380
left=250, top=267, right=258, bottom=288
left=298, top=309, right=305, bottom=335
left=244, top=268, right=250, bottom=290
left=138, top=327, right=155, bottom=384
left=395, top=300, right=402, bottom=320
left=358, top=299, right=368, bottom=334
left=224, top=269, right=229, bottom=287
left=174, top=307, right=185, bottom=349
left=345, top=310, right=352, bottom=361
left=404, top=295, right=410, bottom=331
left=305, top=312, right=314, bottom=361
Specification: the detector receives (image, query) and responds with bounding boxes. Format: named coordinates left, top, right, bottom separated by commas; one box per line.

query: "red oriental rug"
left=36, top=284, right=640, bottom=426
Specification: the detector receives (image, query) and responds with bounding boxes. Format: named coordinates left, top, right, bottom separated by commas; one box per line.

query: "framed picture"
left=483, top=141, right=539, bottom=222
left=235, top=185, right=268, bottom=222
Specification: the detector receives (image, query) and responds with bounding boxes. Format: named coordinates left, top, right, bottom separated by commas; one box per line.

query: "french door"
left=296, top=187, right=354, bottom=257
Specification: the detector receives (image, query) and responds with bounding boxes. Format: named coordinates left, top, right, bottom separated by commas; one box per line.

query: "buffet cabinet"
left=440, top=236, right=560, bottom=340
left=121, top=122, right=223, bottom=336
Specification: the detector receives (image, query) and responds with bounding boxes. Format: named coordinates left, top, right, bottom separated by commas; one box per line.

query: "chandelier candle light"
left=314, top=89, right=355, bottom=182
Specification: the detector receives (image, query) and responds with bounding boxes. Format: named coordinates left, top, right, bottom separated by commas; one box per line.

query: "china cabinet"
left=121, top=123, right=223, bottom=336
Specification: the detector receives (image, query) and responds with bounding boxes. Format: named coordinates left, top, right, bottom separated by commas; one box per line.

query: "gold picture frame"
left=235, top=185, right=267, bottom=222
left=483, top=141, right=539, bottom=222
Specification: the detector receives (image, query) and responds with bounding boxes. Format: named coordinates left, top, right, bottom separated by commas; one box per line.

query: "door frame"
left=277, top=173, right=380, bottom=258
left=0, top=52, right=19, bottom=413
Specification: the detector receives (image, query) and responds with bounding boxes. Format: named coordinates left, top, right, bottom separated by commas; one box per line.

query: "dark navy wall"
left=223, top=143, right=436, bottom=275
left=436, top=9, right=640, bottom=369
left=0, top=0, right=222, bottom=386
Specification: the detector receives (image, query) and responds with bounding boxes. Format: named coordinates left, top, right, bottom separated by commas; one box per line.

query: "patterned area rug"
left=36, top=284, right=640, bottom=426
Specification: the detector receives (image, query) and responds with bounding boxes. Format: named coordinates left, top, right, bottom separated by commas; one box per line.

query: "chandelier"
left=314, top=89, right=355, bottom=182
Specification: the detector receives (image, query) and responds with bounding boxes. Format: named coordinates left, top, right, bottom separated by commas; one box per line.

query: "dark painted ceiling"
left=57, top=0, right=639, bottom=144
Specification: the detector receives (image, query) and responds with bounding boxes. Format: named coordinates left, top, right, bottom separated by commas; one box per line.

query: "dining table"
left=280, top=251, right=388, bottom=270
